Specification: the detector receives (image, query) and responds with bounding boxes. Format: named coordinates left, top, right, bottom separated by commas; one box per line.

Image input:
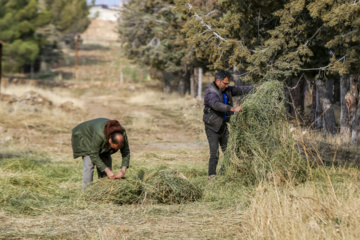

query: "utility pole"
left=75, top=35, right=79, bottom=80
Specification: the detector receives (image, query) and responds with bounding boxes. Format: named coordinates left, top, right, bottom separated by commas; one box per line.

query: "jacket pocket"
left=203, top=108, right=216, bottom=125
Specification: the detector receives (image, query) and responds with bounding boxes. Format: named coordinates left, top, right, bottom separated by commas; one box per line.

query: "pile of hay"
left=84, top=169, right=202, bottom=205
left=223, top=80, right=308, bottom=184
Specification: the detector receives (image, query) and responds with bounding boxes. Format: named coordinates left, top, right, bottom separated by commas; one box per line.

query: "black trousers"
left=97, top=152, right=112, bottom=179
left=205, top=123, right=229, bottom=176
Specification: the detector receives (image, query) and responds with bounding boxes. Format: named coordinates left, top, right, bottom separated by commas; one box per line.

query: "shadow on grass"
left=308, top=141, right=360, bottom=168
left=78, top=44, right=110, bottom=51
left=0, top=151, right=33, bottom=161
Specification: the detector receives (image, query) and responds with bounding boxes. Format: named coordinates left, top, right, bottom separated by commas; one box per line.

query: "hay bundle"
left=84, top=170, right=202, bottom=204
left=223, top=80, right=308, bottom=184
left=83, top=178, right=144, bottom=204
left=144, top=170, right=202, bottom=204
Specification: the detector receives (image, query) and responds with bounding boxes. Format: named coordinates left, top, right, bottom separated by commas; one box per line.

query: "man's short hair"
left=109, top=131, right=124, bottom=144
left=215, top=70, right=232, bottom=82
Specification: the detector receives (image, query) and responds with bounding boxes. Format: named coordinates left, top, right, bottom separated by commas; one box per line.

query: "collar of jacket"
left=212, top=81, right=220, bottom=91
left=211, top=80, right=230, bottom=93
left=210, top=81, right=228, bottom=96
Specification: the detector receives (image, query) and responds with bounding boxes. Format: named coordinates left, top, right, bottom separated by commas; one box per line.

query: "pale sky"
left=87, top=0, right=122, bottom=7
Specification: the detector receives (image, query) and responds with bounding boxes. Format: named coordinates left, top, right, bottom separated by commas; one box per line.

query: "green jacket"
left=71, top=118, right=130, bottom=171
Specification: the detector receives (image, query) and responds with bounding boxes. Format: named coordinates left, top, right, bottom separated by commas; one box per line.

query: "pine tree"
left=175, top=0, right=360, bottom=140
left=45, top=0, right=90, bottom=34
left=0, top=0, right=52, bottom=72
left=174, top=0, right=283, bottom=73
left=119, top=0, right=208, bottom=95
left=0, top=0, right=90, bottom=73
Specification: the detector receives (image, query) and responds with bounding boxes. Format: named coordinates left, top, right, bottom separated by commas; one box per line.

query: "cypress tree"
left=119, top=0, right=208, bottom=95
left=45, top=0, right=90, bottom=34
left=0, top=0, right=52, bottom=72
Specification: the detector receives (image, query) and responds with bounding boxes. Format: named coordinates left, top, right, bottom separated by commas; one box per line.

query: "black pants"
left=97, top=152, right=113, bottom=179
left=205, top=123, right=229, bottom=176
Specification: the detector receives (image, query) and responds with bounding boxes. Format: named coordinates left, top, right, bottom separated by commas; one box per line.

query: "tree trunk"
left=325, top=79, right=334, bottom=103
left=232, top=65, right=241, bottom=86
left=40, top=56, right=48, bottom=73
left=350, top=75, right=360, bottom=145
left=190, top=68, right=198, bottom=98
left=198, top=68, right=203, bottom=101
left=333, top=77, right=340, bottom=103
left=285, top=86, right=291, bottom=115
left=30, top=62, right=34, bottom=79
left=351, top=101, right=360, bottom=145
left=340, top=74, right=351, bottom=142
left=313, top=81, right=323, bottom=129
left=288, top=77, right=305, bottom=119
left=316, top=79, right=337, bottom=135
left=303, top=78, right=312, bottom=121
left=178, top=68, right=190, bottom=96
left=163, top=76, right=171, bottom=94
left=0, top=43, right=2, bottom=95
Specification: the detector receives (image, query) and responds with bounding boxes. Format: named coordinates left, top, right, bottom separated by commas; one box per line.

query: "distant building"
left=88, top=4, right=119, bottom=22
left=81, top=4, right=120, bottom=46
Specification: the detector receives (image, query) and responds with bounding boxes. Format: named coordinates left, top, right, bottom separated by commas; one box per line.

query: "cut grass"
left=0, top=156, right=80, bottom=216
left=84, top=169, right=203, bottom=205
left=1, top=47, right=359, bottom=239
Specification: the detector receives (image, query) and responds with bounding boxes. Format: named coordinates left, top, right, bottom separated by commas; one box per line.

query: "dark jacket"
left=71, top=118, right=130, bottom=171
left=203, top=81, right=253, bottom=132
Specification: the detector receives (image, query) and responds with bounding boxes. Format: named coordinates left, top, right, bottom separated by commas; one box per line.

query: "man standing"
left=203, top=70, right=253, bottom=178
left=71, top=118, right=130, bottom=189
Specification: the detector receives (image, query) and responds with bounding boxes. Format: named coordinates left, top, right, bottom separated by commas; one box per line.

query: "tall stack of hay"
left=223, top=81, right=308, bottom=184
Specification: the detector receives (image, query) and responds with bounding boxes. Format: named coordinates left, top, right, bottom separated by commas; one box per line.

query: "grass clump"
left=83, top=178, right=144, bottom=205
left=0, top=156, right=80, bottom=215
left=0, top=174, right=54, bottom=215
left=145, top=170, right=202, bottom=204
left=223, top=80, right=308, bottom=184
left=84, top=169, right=202, bottom=204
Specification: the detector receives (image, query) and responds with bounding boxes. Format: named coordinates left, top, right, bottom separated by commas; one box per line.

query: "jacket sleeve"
left=120, top=132, right=130, bottom=168
left=89, top=133, right=108, bottom=172
left=230, top=86, right=254, bottom=96
left=206, top=91, right=231, bottom=113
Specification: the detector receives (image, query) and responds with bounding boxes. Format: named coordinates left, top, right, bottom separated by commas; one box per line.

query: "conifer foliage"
left=118, top=0, right=208, bottom=94
left=174, top=0, right=360, bottom=143
left=0, top=0, right=51, bottom=72
left=174, top=0, right=360, bottom=80
left=44, top=0, right=90, bottom=35
left=0, top=0, right=89, bottom=73
left=119, top=0, right=186, bottom=73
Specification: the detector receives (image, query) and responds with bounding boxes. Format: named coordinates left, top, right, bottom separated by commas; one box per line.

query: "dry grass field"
left=0, top=46, right=359, bottom=239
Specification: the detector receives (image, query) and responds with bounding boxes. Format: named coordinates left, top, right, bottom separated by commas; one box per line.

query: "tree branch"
left=300, top=55, right=346, bottom=71
left=186, top=3, right=228, bottom=42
